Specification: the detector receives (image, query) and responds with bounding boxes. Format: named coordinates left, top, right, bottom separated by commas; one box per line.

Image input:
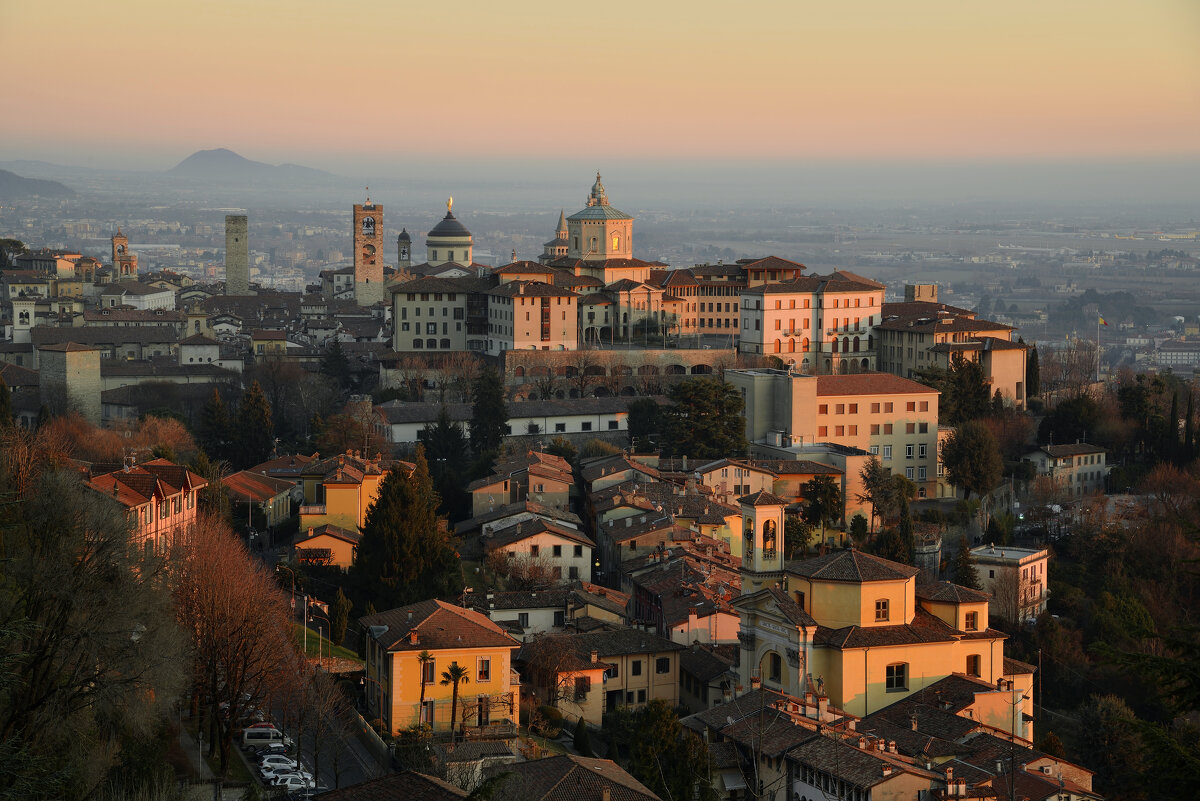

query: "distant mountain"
left=168, top=148, right=335, bottom=183
left=0, top=169, right=74, bottom=199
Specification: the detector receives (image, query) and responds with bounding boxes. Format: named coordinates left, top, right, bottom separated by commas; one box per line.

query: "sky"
left=1, top=0, right=1198, bottom=172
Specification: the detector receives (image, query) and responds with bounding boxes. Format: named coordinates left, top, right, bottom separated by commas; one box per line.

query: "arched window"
left=762, top=519, right=777, bottom=554
left=774, top=339, right=781, bottom=353
left=440, top=338, right=450, bottom=348
left=426, top=339, right=436, bottom=349
left=853, top=337, right=860, bottom=352
left=413, top=339, right=422, bottom=349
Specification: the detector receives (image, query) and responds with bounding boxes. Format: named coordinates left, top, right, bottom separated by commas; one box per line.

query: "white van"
left=242, top=727, right=286, bottom=748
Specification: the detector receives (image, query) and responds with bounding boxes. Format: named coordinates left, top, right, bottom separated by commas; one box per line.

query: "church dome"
left=397, top=228, right=411, bottom=242
left=429, top=211, right=471, bottom=239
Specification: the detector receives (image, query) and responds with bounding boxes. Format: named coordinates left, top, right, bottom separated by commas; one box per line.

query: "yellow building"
left=733, top=493, right=1033, bottom=739
left=516, top=628, right=684, bottom=726
left=292, top=524, right=360, bottom=569
left=361, top=600, right=520, bottom=736
left=731, top=368, right=946, bottom=499
left=298, top=451, right=400, bottom=532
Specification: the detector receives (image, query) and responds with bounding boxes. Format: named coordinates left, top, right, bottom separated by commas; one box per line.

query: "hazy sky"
left=2, top=0, right=1198, bottom=171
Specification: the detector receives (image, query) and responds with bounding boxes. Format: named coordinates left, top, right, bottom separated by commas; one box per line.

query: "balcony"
left=299, top=504, right=326, bottom=516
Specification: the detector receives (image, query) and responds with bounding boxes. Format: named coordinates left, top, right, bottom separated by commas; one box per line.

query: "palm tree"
left=417, top=650, right=433, bottom=728
left=440, top=661, right=471, bottom=744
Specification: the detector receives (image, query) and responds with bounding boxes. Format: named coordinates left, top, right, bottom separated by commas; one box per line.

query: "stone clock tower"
left=111, top=229, right=138, bottom=278
left=353, top=197, right=384, bottom=306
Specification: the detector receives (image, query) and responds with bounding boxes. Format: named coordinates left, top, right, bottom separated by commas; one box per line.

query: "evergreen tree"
left=1026, top=342, right=1040, bottom=398
left=320, top=339, right=353, bottom=392
left=848, top=514, right=869, bottom=546
left=801, top=475, right=843, bottom=544
left=469, top=367, right=508, bottom=460
left=941, top=421, right=1003, bottom=500
left=661, top=378, right=746, bottom=459
left=897, top=497, right=915, bottom=559
left=0, top=375, right=12, bottom=429
left=351, top=446, right=462, bottom=610
left=544, top=436, right=577, bottom=464
left=197, top=388, right=230, bottom=462
left=627, top=397, right=661, bottom=452
left=572, top=717, right=593, bottom=757
left=330, top=588, right=351, bottom=647
left=872, top=524, right=911, bottom=565
left=419, top=406, right=470, bottom=520
left=1167, top=392, right=1180, bottom=464
left=233, top=381, right=274, bottom=468
left=952, top=535, right=981, bottom=589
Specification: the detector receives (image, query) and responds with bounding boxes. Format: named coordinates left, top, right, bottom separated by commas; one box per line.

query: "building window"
left=875, top=599, right=889, bottom=622
left=582, top=422, right=592, bottom=431
left=656, top=657, right=670, bottom=674
left=906, top=423, right=916, bottom=434
left=422, top=658, right=436, bottom=685
left=608, top=420, right=619, bottom=430
left=553, top=545, right=562, bottom=557
left=886, top=663, right=908, bottom=691
left=575, top=676, right=591, bottom=700
left=637, top=689, right=646, bottom=703
left=554, top=610, right=565, bottom=627
left=574, top=545, right=583, bottom=557
left=965, top=612, right=979, bottom=631
left=905, top=467, right=915, bottom=480
left=569, top=566, right=579, bottom=579
left=906, top=445, right=914, bottom=458
left=769, top=652, right=782, bottom=682
left=555, top=423, right=566, bottom=433
left=421, top=699, right=435, bottom=724
left=478, top=657, right=491, bottom=682
left=530, top=545, right=539, bottom=557
left=919, top=444, right=927, bottom=458
left=631, top=660, right=642, bottom=676
left=882, top=446, right=892, bottom=460
left=518, top=612, right=529, bottom=627
left=966, top=654, right=981, bottom=677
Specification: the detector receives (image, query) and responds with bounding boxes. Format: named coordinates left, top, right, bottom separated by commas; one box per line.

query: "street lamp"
left=276, top=564, right=298, bottom=620
left=309, top=606, right=331, bottom=668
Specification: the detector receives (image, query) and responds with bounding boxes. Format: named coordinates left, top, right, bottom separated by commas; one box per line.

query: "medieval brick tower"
left=225, top=214, right=250, bottom=295
left=353, top=197, right=384, bottom=306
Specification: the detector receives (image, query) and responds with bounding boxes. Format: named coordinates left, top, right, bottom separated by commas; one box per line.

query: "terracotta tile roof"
left=765, top=587, right=818, bottom=627
left=916, top=581, right=991, bottom=605
left=316, top=771, right=467, bottom=800
left=853, top=717, right=963, bottom=759
left=678, top=643, right=735, bottom=682
left=1003, top=656, right=1036, bottom=675
left=223, top=470, right=294, bottom=503
left=485, top=517, right=595, bottom=550
left=752, top=459, right=842, bottom=476
left=787, top=734, right=937, bottom=787
left=517, top=628, right=683, bottom=668
left=815, top=607, right=960, bottom=648
left=488, top=280, right=578, bottom=298
left=681, top=688, right=791, bottom=734
left=721, top=708, right=813, bottom=757
left=786, top=549, right=920, bottom=583
left=484, top=754, right=662, bottom=801
left=814, top=373, right=939, bottom=397
left=740, top=255, right=809, bottom=273
left=360, top=599, right=518, bottom=653
left=467, top=588, right=571, bottom=612
left=737, top=489, right=787, bottom=506
left=86, top=458, right=206, bottom=509
left=295, top=524, right=360, bottom=546
left=454, top=501, right=581, bottom=537
left=1037, top=443, right=1106, bottom=458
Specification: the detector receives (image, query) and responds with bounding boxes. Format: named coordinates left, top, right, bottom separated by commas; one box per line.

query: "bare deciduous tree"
left=172, top=512, right=297, bottom=775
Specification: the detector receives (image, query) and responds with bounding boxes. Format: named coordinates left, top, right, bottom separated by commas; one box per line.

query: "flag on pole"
left=1099, top=315, right=1109, bottom=327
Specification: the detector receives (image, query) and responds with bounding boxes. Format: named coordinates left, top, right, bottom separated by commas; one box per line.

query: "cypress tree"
left=952, top=535, right=982, bottom=589
left=897, top=499, right=915, bottom=562
left=573, top=717, right=593, bottom=757
left=1167, top=392, right=1180, bottom=463
left=234, top=381, right=274, bottom=468
left=197, top=388, right=230, bottom=461
left=330, top=588, right=352, bottom=646
left=1026, top=344, right=1040, bottom=398
left=469, top=367, right=508, bottom=460
left=352, top=445, right=461, bottom=610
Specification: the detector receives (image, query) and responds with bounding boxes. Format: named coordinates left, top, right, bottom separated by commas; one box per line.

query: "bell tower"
left=738, top=490, right=787, bottom=594
left=353, top=193, right=384, bottom=306
left=111, top=228, right=138, bottom=277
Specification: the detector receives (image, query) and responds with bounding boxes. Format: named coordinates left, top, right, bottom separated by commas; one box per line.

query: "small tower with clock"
left=353, top=194, right=384, bottom=306
left=738, top=490, right=787, bottom=595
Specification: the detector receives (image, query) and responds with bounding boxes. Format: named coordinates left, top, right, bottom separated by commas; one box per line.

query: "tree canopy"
left=941, top=421, right=1003, bottom=500
left=351, top=446, right=462, bottom=610
left=915, top=353, right=991, bottom=425
left=661, top=377, right=746, bottom=459
left=469, top=367, right=508, bottom=461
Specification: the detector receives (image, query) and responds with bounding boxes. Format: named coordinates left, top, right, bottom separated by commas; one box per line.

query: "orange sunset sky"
left=1, top=0, right=1198, bottom=169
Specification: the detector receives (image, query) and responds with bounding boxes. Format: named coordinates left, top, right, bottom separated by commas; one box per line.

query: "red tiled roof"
left=815, top=372, right=939, bottom=397
left=360, top=599, right=518, bottom=652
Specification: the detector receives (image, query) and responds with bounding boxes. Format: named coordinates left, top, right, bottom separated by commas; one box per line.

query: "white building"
left=971, top=543, right=1050, bottom=625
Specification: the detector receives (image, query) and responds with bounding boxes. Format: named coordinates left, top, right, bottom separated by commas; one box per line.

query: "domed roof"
left=397, top=228, right=411, bottom=242
left=428, top=211, right=471, bottom=239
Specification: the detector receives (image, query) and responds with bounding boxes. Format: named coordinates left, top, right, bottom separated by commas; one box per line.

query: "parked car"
left=259, top=754, right=297, bottom=770
left=269, top=769, right=313, bottom=785
left=273, top=774, right=316, bottom=792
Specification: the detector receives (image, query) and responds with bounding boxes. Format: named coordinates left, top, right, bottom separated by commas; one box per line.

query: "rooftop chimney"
left=409, top=631, right=418, bottom=645
left=591, top=649, right=598, bottom=663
